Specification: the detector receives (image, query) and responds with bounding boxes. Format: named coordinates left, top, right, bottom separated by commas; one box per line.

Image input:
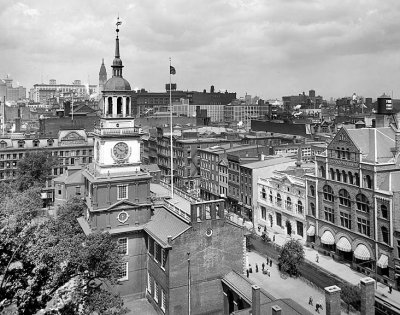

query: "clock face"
left=113, top=142, right=129, bottom=160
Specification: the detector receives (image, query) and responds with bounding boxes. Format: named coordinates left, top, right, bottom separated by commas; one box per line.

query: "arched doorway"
left=286, top=220, right=292, bottom=235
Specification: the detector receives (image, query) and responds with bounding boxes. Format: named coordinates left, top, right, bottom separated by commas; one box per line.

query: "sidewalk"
left=258, top=228, right=400, bottom=310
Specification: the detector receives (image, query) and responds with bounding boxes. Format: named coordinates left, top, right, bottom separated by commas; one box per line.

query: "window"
left=342, top=171, right=347, bottom=183
left=147, top=272, right=152, bottom=294
left=365, top=175, right=372, bottom=189
left=357, top=218, right=370, bottom=236
left=118, top=238, right=128, bottom=255
left=75, top=186, right=81, bottom=196
left=310, top=203, right=316, bottom=216
left=286, top=197, right=292, bottom=210
left=340, top=212, right=351, bottom=229
left=310, top=185, right=315, bottom=196
left=33, top=139, right=39, bottom=147
left=381, top=205, right=388, bottom=219
left=154, top=280, right=159, bottom=302
left=161, top=248, right=167, bottom=269
left=356, top=194, right=369, bottom=213
left=339, top=189, right=351, bottom=207
left=269, top=190, right=273, bottom=202
left=324, top=206, right=334, bottom=223
left=117, top=185, right=128, bottom=200
left=297, top=200, right=303, bottom=214
left=18, top=140, right=25, bottom=148
left=118, top=262, right=128, bottom=281
left=296, top=221, right=303, bottom=237
left=381, top=226, right=389, bottom=244
left=148, top=237, right=154, bottom=256
left=161, top=289, right=166, bottom=312
left=154, top=243, right=161, bottom=262
left=276, top=194, right=282, bottom=207
left=261, top=206, right=266, bottom=220
left=276, top=213, right=282, bottom=227
left=323, top=185, right=334, bottom=202
left=261, top=187, right=266, bottom=199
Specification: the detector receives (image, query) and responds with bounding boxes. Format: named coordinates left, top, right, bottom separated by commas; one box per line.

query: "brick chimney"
left=251, top=285, right=260, bottom=315
left=271, top=305, right=282, bottom=315
left=324, top=285, right=341, bottom=315
left=360, top=277, right=375, bottom=315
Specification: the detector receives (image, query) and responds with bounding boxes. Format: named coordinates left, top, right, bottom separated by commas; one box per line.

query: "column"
left=112, top=97, right=117, bottom=118
left=122, top=97, right=126, bottom=117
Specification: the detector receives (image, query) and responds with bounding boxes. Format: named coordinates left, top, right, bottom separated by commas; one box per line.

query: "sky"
left=1, top=0, right=400, bottom=100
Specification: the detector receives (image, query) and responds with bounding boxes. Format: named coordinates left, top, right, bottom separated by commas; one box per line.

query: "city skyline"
left=1, top=0, right=400, bottom=100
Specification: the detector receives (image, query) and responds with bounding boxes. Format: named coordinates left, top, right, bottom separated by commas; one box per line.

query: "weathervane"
left=116, top=15, right=122, bottom=37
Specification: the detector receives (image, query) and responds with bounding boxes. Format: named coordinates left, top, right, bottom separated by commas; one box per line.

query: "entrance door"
left=286, top=221, right=292, bottom=235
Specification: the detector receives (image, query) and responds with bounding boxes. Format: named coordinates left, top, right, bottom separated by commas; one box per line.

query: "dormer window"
left=33, top=139, right=40, bottom=147
left=18, top=140, right=25, bottom=148
left=0, top=141, right=6, bottom=149
left=47, top=139, right=54, bottom=147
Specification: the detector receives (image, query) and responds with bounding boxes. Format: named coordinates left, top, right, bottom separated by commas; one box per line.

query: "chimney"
left=167, top=235, right=172, bottom=244
left=324, top=285, right=341, bottom=315
left=251, top=285, right=260, bottom=315
left=360, top=277, right=375, bottom=315
left=271, top=305, right=282, bottom=315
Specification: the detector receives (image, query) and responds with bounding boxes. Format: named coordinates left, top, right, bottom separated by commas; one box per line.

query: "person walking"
left=315, top=303, right=320, bottom=313
left=315, top=253, right=319, bottom=263
left=270, top=259, right=272, bottom=267
left=389, top=283, right=393, bottom=294
left=308, top=296, right=313, bottom=306
left=256, top=264, right=259, bottom=273
left=262, top=262, right=265, bottom=271
left=246, top=269, right=249, bottom=278
left=267, top=257, right=269, bottom=265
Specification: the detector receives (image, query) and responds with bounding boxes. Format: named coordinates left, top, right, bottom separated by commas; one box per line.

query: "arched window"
left=336, top=169, right=341, bottom=182
left=320, top=166, right=326, bottom=178
left=276, top=193, right=282, bottom=207
left=330, top=168, right=335, bottom=180
left=286, top=197, right=292, bottom=210
left=339, top=189, right=351, bottom=207
left=261, top=187, right=266, bottom=199
left=381, top=205, right=388, bottom=219
left=381, top=226, right=389, bottom=244
left=323, top=185, right=334, bottom=202
left=356, top=194, right=370, bottom=213
left=310, top=185, right=315, bottom=197
left=126, top=97, right=130, bottom=116
left=310, top=202, right=316, bottom=216
left=342, top=170, right=347, bottom=183
left=269, top=190, right=273, bottom=202
left=346, top=148, right=350, bottom=160
left=33, top=139, right=40, bottom=147
left=297, top=200, right=303, bottom=214
left=107, top=97, right=113, bottom=115
left=18, top=140, right=25, bottom=148
left=355, top=173, right=360, bottom=186
left=348, top=172, right=353, bottom=185
left=117, top=97, right=123, bottom=115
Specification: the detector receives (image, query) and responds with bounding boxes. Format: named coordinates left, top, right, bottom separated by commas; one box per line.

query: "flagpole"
left=169, top=58, right=174, bottom=199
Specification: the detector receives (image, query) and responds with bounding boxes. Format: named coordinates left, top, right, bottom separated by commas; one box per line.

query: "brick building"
left=306, top=125, right=400, bottom=289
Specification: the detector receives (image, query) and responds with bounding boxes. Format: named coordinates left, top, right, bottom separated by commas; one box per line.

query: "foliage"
left=16, top=151, right=58, bottom=191
left=0, top=192, right=127, bottom=315
left=278, top=239, right=305, bottom=276
left=340, top=283, right=361, bottom=313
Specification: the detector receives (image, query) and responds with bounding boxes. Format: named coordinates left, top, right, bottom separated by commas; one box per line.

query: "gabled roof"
left=346, top=127, right=395, bottom=163
left=144, top=207, right=190, bottom=247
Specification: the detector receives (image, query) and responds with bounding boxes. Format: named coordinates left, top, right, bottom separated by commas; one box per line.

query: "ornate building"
left=98, top=58, right=107, bottom=95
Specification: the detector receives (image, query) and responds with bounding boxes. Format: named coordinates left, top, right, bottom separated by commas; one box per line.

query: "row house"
left=306, top=125, right=400, bottom=290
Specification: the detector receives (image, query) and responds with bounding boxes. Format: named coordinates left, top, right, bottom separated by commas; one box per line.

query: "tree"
left=16, top=151, right=58, bottom=191
left=0, top=194, right=127, bottom=314
left=278, top=239, right=305, bottom=276
left=340, top=283, right=361, bottom=313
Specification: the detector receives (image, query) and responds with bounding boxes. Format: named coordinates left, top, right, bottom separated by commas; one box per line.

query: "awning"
left=354, top=244, right=371, bottom=260
left=336, top=237, right=351, bottom=252
left=306, top=225, right=315, bottom=236
left=320, top=230, right=335, bottom=245
left=377, top=254, right=388, bottom=269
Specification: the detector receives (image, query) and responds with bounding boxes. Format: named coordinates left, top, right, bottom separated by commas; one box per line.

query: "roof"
left=346, top=127, right=395, bottom=163
left=241, top=157, right=295, bottom=169
left=150, top=183, right=192, bottom=215
left=103, top=76, right=131, bottom=91
left=141, top=164, right=161, bottom=173
left=144, top=207, right=190, bottom=247
left=222, top=271, right=275, bottom=304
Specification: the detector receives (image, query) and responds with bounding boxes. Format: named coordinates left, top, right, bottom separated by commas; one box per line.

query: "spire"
left=112, top=16, right=123, bottom=77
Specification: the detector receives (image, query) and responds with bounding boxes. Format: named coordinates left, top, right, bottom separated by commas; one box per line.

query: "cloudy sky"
left=1, top=0, right=400, bottom=100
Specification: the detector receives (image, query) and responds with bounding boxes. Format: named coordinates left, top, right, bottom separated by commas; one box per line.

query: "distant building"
left=0, top=75, right=26, bottom=102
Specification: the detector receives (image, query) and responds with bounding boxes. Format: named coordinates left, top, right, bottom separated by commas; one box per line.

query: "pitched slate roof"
left=144, top=206, right=190, bottom=247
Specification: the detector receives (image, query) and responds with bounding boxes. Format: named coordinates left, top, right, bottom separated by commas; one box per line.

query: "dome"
left=104, top=76, right=131, bottom=91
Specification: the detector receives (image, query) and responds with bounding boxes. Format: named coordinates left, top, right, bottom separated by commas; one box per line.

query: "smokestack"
left=251, top=285, right=260, bottom=315
left=324, top=285, right=341, bottom=315
left=360, top=277, right=375, bottom=315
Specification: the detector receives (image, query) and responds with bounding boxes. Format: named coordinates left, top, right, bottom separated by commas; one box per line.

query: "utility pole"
left=187, top=252, right=191, bottom=315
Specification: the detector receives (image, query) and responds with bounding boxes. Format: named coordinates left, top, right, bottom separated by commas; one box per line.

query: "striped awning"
left=377, top=254, right=388, bottom=269
left=306, top=225, right=315, bottom=236
left=354, top=244, right=371, bottom=260
left=320, top=230, right=335, bottom=245
left=336, top=237, right=351, bottom=252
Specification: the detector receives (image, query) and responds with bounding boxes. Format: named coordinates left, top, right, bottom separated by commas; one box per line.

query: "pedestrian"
left=315, top=303, right=320, bottom=313
left=246, top=269, right=249, bottom=278
left=267, top=269, right=271, bottom=277
left=249, top=264, right=252, bottom=273
left=262, top=262, right=265, bottom=271
left=309, top=296, right=313, bottom=306
left=270, top=259, right=272, bottom=267
left=315, top=253, right=319, bottom=263
left=273, top=235, right=276, bottom=242
left=267, top=257, right=269, bottom=265
left=389, top=283, right=393, bottom=294
left=256, top=264, right=259, bottom=273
